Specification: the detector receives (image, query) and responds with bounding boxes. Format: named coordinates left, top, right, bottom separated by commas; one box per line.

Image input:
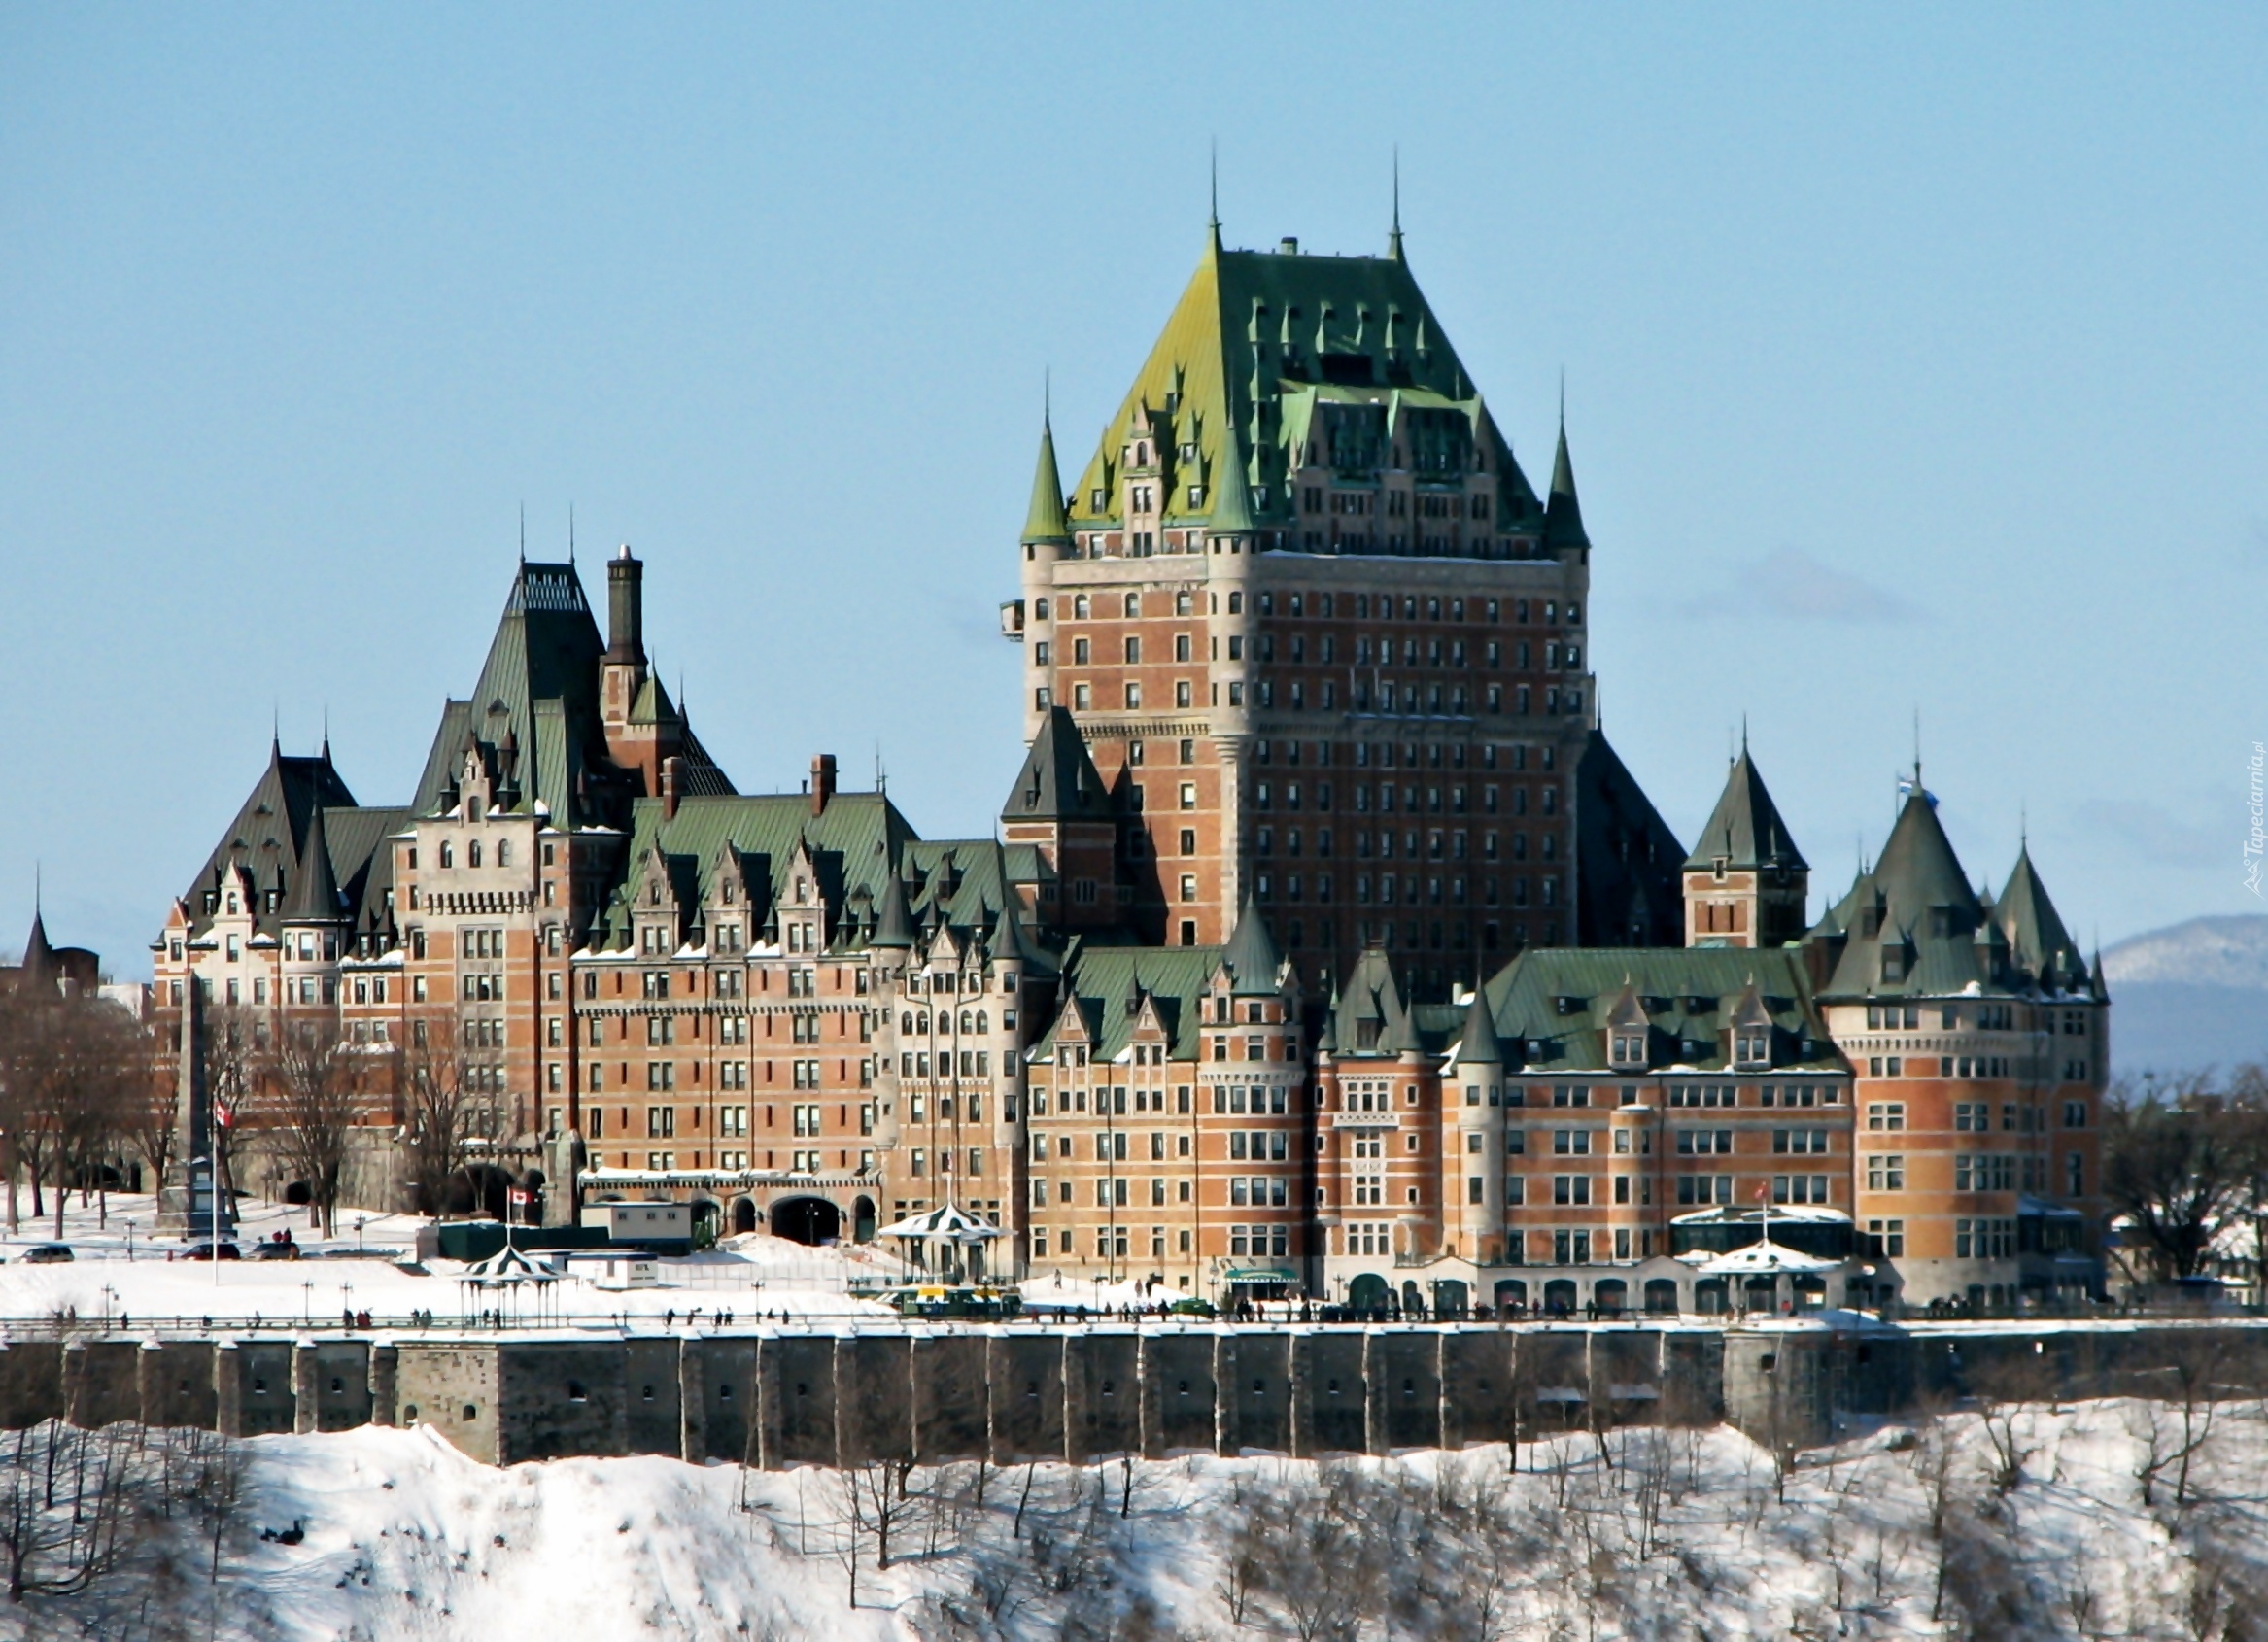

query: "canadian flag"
left=1754, top=1182, right=1769, bottom=1202
left=507, top=1189, right=531, bottom=1207
left=214, top=1101, right=234, bottom=1130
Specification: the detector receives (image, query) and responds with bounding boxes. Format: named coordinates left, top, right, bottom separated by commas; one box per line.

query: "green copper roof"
left=1001, top=706, right=1112, bottom=824
left=1219, top=895, right=1287, bottom=996
left=1485, top=947, right=1839, bottom=1075
left=1063, top=233, right=1539, bottom=533
left=1683, top=750, right=1806, bottom=873
left=1021, top=418, right=1071, bottom=545
left=1541, top=425, right=1588, bottom=551
left=1033, top=941, right=1222, bottom=1063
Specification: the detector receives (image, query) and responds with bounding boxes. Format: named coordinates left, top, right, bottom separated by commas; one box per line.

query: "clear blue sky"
left=4, top=7, right=2263, bottom=979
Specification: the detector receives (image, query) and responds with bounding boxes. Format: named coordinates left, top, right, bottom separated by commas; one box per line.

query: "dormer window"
left=1610, top=1032, right=1646, bottom=1068
left=1712, top=858, right=1727, bottom=882
left=1735, top=1030, right=1770, bottom=1068
left=225, top=892, right=239, bottom=915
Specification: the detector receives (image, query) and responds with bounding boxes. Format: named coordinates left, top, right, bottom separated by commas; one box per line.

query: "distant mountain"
left=2101, top=915, right=2268, bottom=1078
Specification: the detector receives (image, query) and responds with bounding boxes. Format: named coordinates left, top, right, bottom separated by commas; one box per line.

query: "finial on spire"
left=519, top=502, right=526, bottom=565
left=1044, top=365, right=1051, bottom=430
left=323, top=705, right=331, bottom=763
left=1740, top=713, right=1749, bottom=758
left=568, top=502, right=575, bottom=563
left=1208, top=139, right=1220, bottom=247
left=1912, top=706, right=1922, bottom=787
left=1388, top=145, right=1403, bottom=259
left=1559, top=367, right=1566, bottom=431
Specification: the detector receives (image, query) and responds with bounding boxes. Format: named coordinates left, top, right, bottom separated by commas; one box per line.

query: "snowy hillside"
left=11, top=1397, right=2265, bottom=1640
left=2100, top=914, right=2268, bottom=1077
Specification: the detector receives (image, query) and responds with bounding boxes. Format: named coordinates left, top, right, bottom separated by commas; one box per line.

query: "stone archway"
left=770, top=1196, right=842, bottom=1247
left=1347, top=1272, right=1392, bottom=1316
left=852, top=1196, right=877, bottom=1244
left=730, top=1196, right=759, bottom=1236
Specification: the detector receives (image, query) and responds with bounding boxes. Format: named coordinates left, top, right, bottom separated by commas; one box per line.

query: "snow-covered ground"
left=0, top=1193, right=903, bottom=1330
left=7, top=1396, right=2266, bottom=1640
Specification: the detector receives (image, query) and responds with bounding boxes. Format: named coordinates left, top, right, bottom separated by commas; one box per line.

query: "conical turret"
left=1456, top=984, right=1504, bottom=1066
left=1021, top=417, right=1072, bottom=546
left=1542, top=423, right=1589, bottom=552
left=282, top=804, right=344, bottom=924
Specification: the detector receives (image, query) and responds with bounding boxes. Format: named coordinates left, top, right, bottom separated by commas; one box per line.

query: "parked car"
left=21, top=1245, right=73, bottom=1264
left=183, top=1241, right=242, bottom=1261
left=250, top=1241, right=301, bottom=1261
left=1166, top=1296, right=1218, bottom=1318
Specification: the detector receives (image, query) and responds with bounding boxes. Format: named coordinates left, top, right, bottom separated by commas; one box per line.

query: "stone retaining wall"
left=2, top=1320, right=2261, bottom=1465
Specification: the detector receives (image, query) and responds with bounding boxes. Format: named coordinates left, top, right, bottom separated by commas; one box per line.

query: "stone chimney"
left=810, top=753, right=837, bottom=817
left=606, top=545, right=645, bottom=665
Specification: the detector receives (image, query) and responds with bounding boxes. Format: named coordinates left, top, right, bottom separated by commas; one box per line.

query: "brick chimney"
left=810, top=753, right=837, bottom=817
left=662, top=756, right=683, bottom=820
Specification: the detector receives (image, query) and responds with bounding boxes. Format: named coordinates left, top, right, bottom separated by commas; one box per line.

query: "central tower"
left=1006, top=221, right=1598, bottom=999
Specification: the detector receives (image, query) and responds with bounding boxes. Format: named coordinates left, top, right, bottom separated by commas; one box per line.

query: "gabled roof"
left=409, top=561, right=732, bottom=827
left=175, top=741, right=364, bottom=941
left=1330, top=945, right=1415, bottom=1058
left=1482, top=947, right=1841, bottom=1076
left=1684, top=749, right=1807, bottom=873
left=1032, top=942, right=1221, bottom=1063
left=1001, top=706, right=1113, bottom=824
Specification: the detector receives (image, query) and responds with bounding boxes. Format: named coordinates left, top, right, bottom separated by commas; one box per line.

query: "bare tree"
left=259, top=1012, right=362, bottom=1234
left=399, top=1021, right=476, bottom=1215
left=2104, top=1077, right=2245, bottom=1283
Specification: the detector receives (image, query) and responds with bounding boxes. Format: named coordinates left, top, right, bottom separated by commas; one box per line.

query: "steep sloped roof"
left=1574, top=730, right=1687, bottom=947
left=176, top=741, right=361, bottom=940
left=1218, top=896, right=1286, bottom=996
left=1032, top=942, right=1221, bottom=1063
left=1001, top=706, right=1113, bottom=823
left=1021, top=418, right=1072, bottom=545
left=1684, top=750, right=1807, bottom=872
left=1484, top=947, right=1840, bottom=1076
left=1996, top=844, right=2087, bottom=990
left=1541, top=424, right=1589, bottom=552
left=281, top=802, right=344, bottom=922
left=1063, top=233, right=1540, bottom=534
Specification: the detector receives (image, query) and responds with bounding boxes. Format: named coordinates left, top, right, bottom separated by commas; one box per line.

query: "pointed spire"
left=988, top=899, right=1035, bottom=968
left=322, top=706, right=332, bottom=765
left=1021, top=410, right=1072, bottom=545
left=1683, top=746, right=1806, bottom=872
left=1209, top=425, right=1255, bottom=535
left=1220, top=895, right=1286, bottom=996
left=1208, top=139, right=1220, bottom=250
left=1542, top=407, right=1589, bottom=552
left=1387, top=145, right=1403, bottom=260
left=870, top=865, right=915, bottom=949
left=1457, top=983, right=1503, bottom=1067
left=21, top=885, right=56, bottom=985
left=282, top=802, right=343, bottom=923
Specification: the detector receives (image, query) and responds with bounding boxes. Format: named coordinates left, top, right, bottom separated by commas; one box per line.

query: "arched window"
left=902, top=1012, right=913, bottom=1035
left=975, top=1010, right=988, bottom=1033
left=468, top=841, right=483, bottom=869
left=497, top=839, right=511, bottom=868
left=439, top=842, right=454, bottom=869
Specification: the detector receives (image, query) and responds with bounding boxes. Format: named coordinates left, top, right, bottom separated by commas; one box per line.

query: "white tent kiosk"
left=876, top=1201, right=1004, bottom=1282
